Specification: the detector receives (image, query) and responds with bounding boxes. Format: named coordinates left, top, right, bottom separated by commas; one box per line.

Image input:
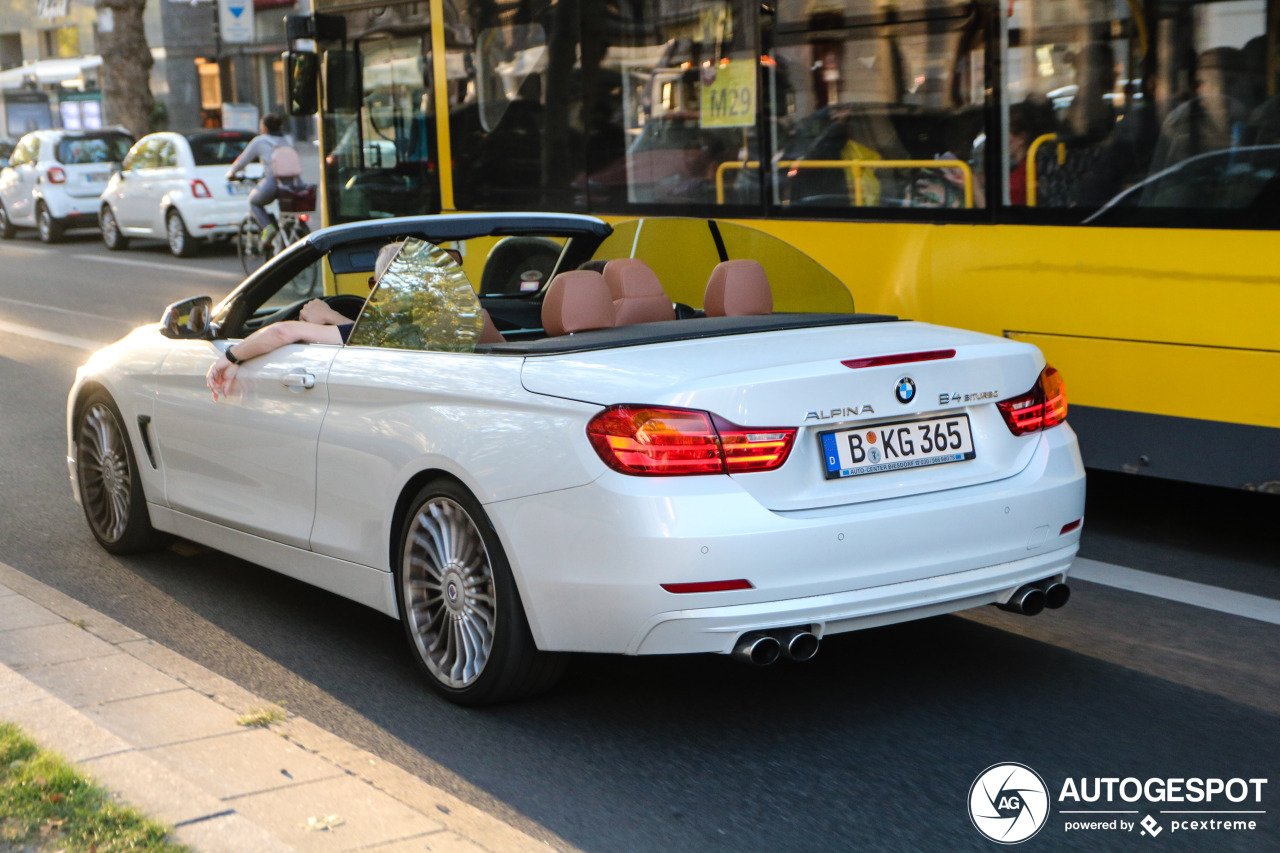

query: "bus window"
left=1008, top=0, right=1270, bottom=224
left=323, top=35, right=437, bottom=224
left=766, top=0, right=989, bottom=213
left=446, top=3, right=582, bottom=211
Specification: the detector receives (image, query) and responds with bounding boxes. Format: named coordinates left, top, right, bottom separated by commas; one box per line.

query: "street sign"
left=219, top=0, right=255, bottom=44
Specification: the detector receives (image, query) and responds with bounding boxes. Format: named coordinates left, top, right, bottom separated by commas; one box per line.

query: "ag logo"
left=968, top=763, right=1050, bottom=844
left=895, top=376, right=916, bottom=404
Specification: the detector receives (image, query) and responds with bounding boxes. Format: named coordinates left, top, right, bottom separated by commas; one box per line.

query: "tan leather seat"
left=479, top=308, right=506, bottom=344
left=704, top=260, right=773, bottom=317
left=541, top=270, right=615, bottom=336
left=603, top=259, right=676, bottom=325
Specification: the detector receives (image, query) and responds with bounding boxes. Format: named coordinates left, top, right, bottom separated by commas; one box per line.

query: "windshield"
left=55, top=132, right=132, bottom=165
left=188, top=131, right=254, bottom=166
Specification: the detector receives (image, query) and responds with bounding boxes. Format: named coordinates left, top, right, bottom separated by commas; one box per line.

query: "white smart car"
left=0, top=128, right=133, bottom=242
left=67, top=214, right=1085, bottom=704
left=99, top=130, right=257, bottom=257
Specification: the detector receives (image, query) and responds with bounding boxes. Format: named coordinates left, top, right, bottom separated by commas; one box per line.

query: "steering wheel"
left=313, top=293, right=367, bottom=321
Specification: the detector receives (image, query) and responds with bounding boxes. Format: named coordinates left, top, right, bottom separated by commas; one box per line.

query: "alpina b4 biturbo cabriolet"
left=69, top=213, right=1085, bottom=704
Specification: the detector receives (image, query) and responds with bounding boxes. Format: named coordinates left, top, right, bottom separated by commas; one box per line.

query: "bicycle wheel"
left=238, top=218, right=267, bottom=276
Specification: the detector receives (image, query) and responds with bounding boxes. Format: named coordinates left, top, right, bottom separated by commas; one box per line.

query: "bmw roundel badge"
left=895, top=377, right=916, bottom=404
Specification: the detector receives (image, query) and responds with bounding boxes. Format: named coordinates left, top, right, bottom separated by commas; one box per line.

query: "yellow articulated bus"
left=282, top=0, right=1279, bottom=492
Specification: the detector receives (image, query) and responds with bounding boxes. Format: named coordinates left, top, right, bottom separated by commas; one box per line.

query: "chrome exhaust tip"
left=732, top=633, right=782, bottom=666
left=777, top=627, right=820, bottom=662
left=1044, top=582, right=1071, bottom=609
left=998, top=585, right=1046, bottom=616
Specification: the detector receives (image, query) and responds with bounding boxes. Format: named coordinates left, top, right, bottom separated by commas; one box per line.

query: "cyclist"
left=225, top=113, right=302, bottom=247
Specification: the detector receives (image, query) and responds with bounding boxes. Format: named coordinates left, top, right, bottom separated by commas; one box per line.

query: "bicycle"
left=232, top=177, right=317, bottom=276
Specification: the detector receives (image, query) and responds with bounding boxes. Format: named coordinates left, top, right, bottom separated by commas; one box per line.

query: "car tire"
left=36, top=203, right=63, bottom=243
left=395, top=478, right=566, bottom=706
left=73, top=390, right=167, bottom=554
left=0, top=203, right=14, bottom=239
left=166, top=209, right=197, bottom=257
left=100, top=205, right=129, bottom=250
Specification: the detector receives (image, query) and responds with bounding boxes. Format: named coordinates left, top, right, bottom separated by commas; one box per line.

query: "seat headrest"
left=542, top=270, right=615, bottom=336
left=704, top=260, right=773, bottom=317
left=604, top=259, right=676, bottom=325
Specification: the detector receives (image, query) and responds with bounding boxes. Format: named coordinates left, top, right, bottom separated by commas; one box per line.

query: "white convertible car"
left=68, top=214, right=1085, bottom=704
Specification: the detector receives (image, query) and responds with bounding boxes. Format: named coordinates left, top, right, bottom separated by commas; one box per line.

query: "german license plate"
left=227, top=182, right=252, bottom=195
left=819, top=414, right=976, bottom=479
left=85, top=172, right=109, bottom=183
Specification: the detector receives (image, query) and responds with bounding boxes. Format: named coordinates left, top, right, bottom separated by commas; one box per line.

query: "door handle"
left=281, top=372, right=315, bottom=390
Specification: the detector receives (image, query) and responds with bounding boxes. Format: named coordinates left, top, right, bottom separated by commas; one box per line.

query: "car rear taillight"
left=46, top=167, right=66, bottom=184
left=586, top=405, right=796, bottom=476
left=191, top=179, right=211, bottom=198
left=998, top=366, right=1068, bottom=436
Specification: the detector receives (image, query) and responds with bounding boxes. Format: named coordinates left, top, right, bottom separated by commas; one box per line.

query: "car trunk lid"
left=520, top=321, right=1048, bottom=510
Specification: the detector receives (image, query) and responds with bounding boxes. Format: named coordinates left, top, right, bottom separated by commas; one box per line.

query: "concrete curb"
left=0, top=560, right=553, bottom=853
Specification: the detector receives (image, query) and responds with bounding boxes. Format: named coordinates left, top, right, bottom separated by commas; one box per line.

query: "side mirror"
left=159, top=296, right=214, bottom=340
left=285, top=51, right=319, bottom=116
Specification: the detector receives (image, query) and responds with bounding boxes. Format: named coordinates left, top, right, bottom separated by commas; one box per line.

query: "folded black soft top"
left=482, top=313, right=901, bottom=355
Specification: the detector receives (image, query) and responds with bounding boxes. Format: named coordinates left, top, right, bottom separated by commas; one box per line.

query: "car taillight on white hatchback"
left=46, top=167, right=66, bottom=184
left=998, top=365, right=1068, bottom=436
left=191, top=179, right=212, bottom=198
left=587, top=405, right=796, bottom=476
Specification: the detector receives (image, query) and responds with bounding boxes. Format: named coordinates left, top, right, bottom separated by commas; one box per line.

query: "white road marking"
left=72, top=254, right=242, bottom=279
left=0, top=295, right=136, bottom=326
left=0, top=318, right=104, bottom=351
left=1072, top=557, right=1280, bottom=627
left=1, top=243, right=242, bottom=279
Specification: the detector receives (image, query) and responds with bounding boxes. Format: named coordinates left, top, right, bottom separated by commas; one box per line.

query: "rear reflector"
left=586, top=405, right=796, bottom=476
left=1060, top=519, right=1082, bottom=535
left=998, top=365, right=1068, bottom=436
left=660, top=579, right=753, bottom=594
left=841, top=349, right=955, bottom=370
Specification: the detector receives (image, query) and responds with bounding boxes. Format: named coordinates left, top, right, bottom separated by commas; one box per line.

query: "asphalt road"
left=1, top=231, right=1277, bottom=852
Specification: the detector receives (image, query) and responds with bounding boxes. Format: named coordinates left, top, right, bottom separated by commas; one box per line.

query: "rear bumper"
left=628, top=547, right=1075, bottom=654
left=488, top=424, right=1086, bottom=654
left=44, top=193, right=101, bottom=222
left=173, top=198, right=245, bottom=236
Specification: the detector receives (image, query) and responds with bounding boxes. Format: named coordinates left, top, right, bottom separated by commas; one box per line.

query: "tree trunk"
left=94, top=0, right=155, bottom=137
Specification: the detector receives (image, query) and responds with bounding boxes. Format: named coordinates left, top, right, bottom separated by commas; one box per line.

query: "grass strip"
left=0, top=721, right=187, bottom=852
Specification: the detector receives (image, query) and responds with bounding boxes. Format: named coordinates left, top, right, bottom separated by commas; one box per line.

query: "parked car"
left=98, top=130, right=257, bottom=256
left=0, top=128, right=133, bottom=242
left=67, top=213, right=1085, bottom=705
left=1084, top=144, right=1280, bottom=228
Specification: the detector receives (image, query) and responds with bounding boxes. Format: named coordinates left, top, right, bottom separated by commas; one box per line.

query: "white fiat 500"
left=67, top=214, right=1085, bottom=705
left=98, top=130, right=257, bottom=257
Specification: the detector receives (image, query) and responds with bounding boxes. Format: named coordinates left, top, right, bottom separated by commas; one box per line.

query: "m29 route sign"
left=700, top=59, right=756, bottom=129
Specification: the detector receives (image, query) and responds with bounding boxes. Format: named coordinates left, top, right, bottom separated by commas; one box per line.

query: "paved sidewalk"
left=0, top=561, right=553, bottom=853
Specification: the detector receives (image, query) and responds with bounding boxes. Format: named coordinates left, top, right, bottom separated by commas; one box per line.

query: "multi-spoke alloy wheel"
left=402, top=496, right=497, bottom=689
left=167, top=210, right=196, bottom=257
left=74, top=392, right=161, bottom=554
left=100, top=206, right=128, bottom=250
left=395, top=481, right=565, bottom=705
